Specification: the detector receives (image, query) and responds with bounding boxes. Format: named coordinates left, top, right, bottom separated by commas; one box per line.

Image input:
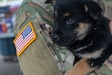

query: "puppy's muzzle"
left=51, top=34, right=60, bottom=42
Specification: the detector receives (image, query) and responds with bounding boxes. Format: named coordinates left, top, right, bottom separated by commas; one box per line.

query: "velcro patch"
left=13, top=22, right=37, bottom=57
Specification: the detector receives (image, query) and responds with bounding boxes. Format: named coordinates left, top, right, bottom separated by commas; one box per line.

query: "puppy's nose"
left=51, top=34, right=60, bottom=42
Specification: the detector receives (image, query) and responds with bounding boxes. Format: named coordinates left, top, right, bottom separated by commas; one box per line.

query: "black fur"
left=51, top=0, right=112, bottom=70
left=45, top=0, right=52, bottom=3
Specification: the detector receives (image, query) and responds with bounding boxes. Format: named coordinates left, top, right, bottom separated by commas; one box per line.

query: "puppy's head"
left=51, top=0, right=102, bottom=46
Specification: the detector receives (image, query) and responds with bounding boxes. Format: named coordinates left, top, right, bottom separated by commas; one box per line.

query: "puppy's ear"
left=84, top=1, right=102, bottom=19
left=45, top=0, right=54, bottom=3
left=45, top=0, right=55, bottom=5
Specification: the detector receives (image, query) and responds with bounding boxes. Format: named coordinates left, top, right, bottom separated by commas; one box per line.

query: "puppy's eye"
left=65, top=18, right=75, bottom=25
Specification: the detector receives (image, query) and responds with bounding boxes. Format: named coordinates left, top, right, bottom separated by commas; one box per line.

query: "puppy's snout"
left=51, top=34, right=60, bottom=42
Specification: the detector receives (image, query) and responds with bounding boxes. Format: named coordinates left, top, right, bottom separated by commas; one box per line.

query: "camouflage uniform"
left=15, top=0, right=74, bottom=75
left=102, top=0, right=112, bottom=19
left=14, top=0, right=112, bottom=75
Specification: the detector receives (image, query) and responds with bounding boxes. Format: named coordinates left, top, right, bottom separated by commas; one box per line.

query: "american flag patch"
left=13, top=22, right=37, bottom=57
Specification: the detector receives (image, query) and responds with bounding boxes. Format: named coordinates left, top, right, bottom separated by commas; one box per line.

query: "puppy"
left=50, top=0, right=112, bottom=74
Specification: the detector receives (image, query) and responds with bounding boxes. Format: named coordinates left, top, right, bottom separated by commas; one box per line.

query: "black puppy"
left=51, top=0, right=112, bottom=73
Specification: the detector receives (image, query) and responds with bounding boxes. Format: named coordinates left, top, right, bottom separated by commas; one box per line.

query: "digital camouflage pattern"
left=15, top=0, right=112, bottom=75
left=101, top=0, right=112, bottom=8
left=15, top=0, right=74, bottom=75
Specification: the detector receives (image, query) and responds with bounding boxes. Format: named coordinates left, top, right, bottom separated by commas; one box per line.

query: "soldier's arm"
left=65, top=59, right=96, bottom=75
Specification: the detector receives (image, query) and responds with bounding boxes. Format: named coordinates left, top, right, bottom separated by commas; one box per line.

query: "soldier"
left=14, top=0, right=75, bottom=75
left=14, top=0, right=112, bottom=75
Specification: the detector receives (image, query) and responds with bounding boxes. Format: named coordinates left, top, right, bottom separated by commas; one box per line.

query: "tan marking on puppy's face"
left=63, top=12, right=70, bottom=17
left=74, top=22, right=91, bottom=40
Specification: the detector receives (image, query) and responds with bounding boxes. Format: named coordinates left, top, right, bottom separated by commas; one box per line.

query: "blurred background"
left=0, top=0, right=23, bottom=75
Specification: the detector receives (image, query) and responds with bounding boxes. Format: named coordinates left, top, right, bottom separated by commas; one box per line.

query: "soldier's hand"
left=64, top=59, right=96, bottom=75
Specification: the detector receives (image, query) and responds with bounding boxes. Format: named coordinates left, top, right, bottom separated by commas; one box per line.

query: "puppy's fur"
left=49, top=0, right=112, bottom=74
